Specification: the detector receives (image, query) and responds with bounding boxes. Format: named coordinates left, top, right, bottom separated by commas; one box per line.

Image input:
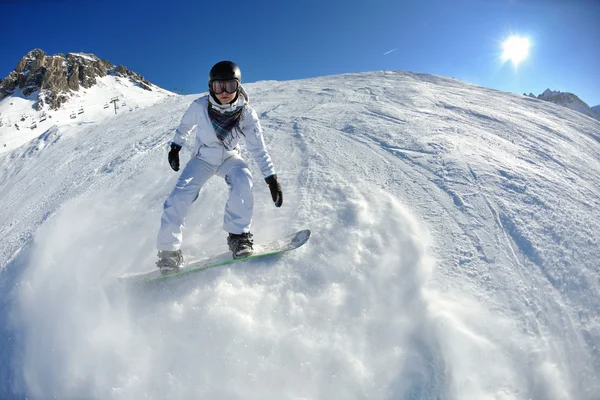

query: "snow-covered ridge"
left=526, top=88, right=600, bottom=121
left=0, top=71, right=599, bottom=399
left=0, top=49, right=175, bottom=153
left=0, top=48, right=167, bottom=109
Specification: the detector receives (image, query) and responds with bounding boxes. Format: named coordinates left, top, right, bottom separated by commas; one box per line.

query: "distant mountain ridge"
left=0, top=49, right=173, bottom=153
left=525, top=89, right=600, bottom=122
left=0, top=49, right=160, bottom=111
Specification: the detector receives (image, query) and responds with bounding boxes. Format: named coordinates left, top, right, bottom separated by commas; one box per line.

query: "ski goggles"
left=210, top=79, right=239, bottom=94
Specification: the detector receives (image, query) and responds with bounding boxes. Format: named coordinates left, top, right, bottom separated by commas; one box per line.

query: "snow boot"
left=227, top=232, right=254, bottom=259
left=156, top=249, right=183, bottom=274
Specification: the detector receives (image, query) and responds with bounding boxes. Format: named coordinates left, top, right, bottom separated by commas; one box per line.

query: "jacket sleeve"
left=172, top=101, right=199, bottom=148
left=241, top=106, right=276, bottom=178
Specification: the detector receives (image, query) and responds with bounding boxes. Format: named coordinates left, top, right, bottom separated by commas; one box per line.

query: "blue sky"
left=1, top=0, right=599, bottom=106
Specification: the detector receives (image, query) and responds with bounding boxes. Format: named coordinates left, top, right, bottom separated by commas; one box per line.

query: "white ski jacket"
left=171, top=93, right=276, bottom=178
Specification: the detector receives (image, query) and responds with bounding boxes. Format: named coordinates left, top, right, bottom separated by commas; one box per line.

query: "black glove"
left=168, top=143, right=182, bottom=171
left=265, top=175, right=283, bottom=207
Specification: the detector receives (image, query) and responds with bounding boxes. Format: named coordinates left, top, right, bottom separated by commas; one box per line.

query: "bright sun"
left=502, top=36, right=530, bottom=66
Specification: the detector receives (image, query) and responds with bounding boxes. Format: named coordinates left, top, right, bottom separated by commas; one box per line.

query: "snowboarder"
left=155, top=61, right=283, bottom=273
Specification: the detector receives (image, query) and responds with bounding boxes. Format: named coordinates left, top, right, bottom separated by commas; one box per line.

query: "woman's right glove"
left=265, top=175, right=283, bottom=207
left=168, top=143, right=182, bottom=171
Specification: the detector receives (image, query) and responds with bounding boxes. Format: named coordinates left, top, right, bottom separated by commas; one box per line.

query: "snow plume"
left=12, top=182, right=436, bottom=398
left=1, top=71, right=600, bottom=399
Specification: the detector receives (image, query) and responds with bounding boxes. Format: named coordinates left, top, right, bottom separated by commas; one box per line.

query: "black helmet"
left=208, top=61, right=242, bottom=85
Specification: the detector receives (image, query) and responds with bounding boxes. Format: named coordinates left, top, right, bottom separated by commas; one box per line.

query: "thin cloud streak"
left=383, top=48, right=398, bottom=56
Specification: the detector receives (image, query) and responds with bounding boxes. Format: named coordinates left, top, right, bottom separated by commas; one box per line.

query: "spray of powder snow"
left=11, top=181, right=445, bottom=399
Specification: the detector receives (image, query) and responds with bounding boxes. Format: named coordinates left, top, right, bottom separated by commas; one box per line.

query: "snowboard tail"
left=119, top=229, right=310, bottom=284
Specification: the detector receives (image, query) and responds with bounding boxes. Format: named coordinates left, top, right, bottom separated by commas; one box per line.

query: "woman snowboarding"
left=155, top=61, right=282, bottom=273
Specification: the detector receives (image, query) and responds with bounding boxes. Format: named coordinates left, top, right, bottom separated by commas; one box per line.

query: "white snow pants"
left=156, top=154, right=254, bottom=251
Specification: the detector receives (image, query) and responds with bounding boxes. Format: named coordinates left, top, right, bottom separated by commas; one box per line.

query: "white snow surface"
left=1, top=71, right=600, bottom=399
left=68, top=52, right=98, bottom=61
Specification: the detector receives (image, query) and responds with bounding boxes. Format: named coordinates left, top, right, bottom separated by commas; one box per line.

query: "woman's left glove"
left=265, top=175, right=283, bottom=207
left=168, top=143, right=182, bottom=171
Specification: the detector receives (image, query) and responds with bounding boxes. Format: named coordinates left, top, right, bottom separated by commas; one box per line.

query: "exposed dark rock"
left=136, top=81, right=152, bottom=91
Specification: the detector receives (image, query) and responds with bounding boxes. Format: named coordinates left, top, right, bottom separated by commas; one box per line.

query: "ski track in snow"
left=1, top=71, right=599, bottom=399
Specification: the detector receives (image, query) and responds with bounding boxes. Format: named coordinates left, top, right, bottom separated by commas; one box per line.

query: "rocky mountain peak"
left=524, top=88, right=600, bottom=122
left=538, top=89, right=580, bottom=104
left=0, top=49, right=156, bottom=110
left=14, top=48, right=47, bottom=74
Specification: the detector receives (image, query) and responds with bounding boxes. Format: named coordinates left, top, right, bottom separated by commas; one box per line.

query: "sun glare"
left=502, top=36, right=530, bottom=66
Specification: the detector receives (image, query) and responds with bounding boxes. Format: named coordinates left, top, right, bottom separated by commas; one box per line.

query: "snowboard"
left=118, top=229, right=311, bottom=284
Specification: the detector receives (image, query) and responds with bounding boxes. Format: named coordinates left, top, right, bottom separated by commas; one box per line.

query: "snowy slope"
left=0, top=74, right=174, bottom=154
left=1, top=71, right=599, bottom=399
